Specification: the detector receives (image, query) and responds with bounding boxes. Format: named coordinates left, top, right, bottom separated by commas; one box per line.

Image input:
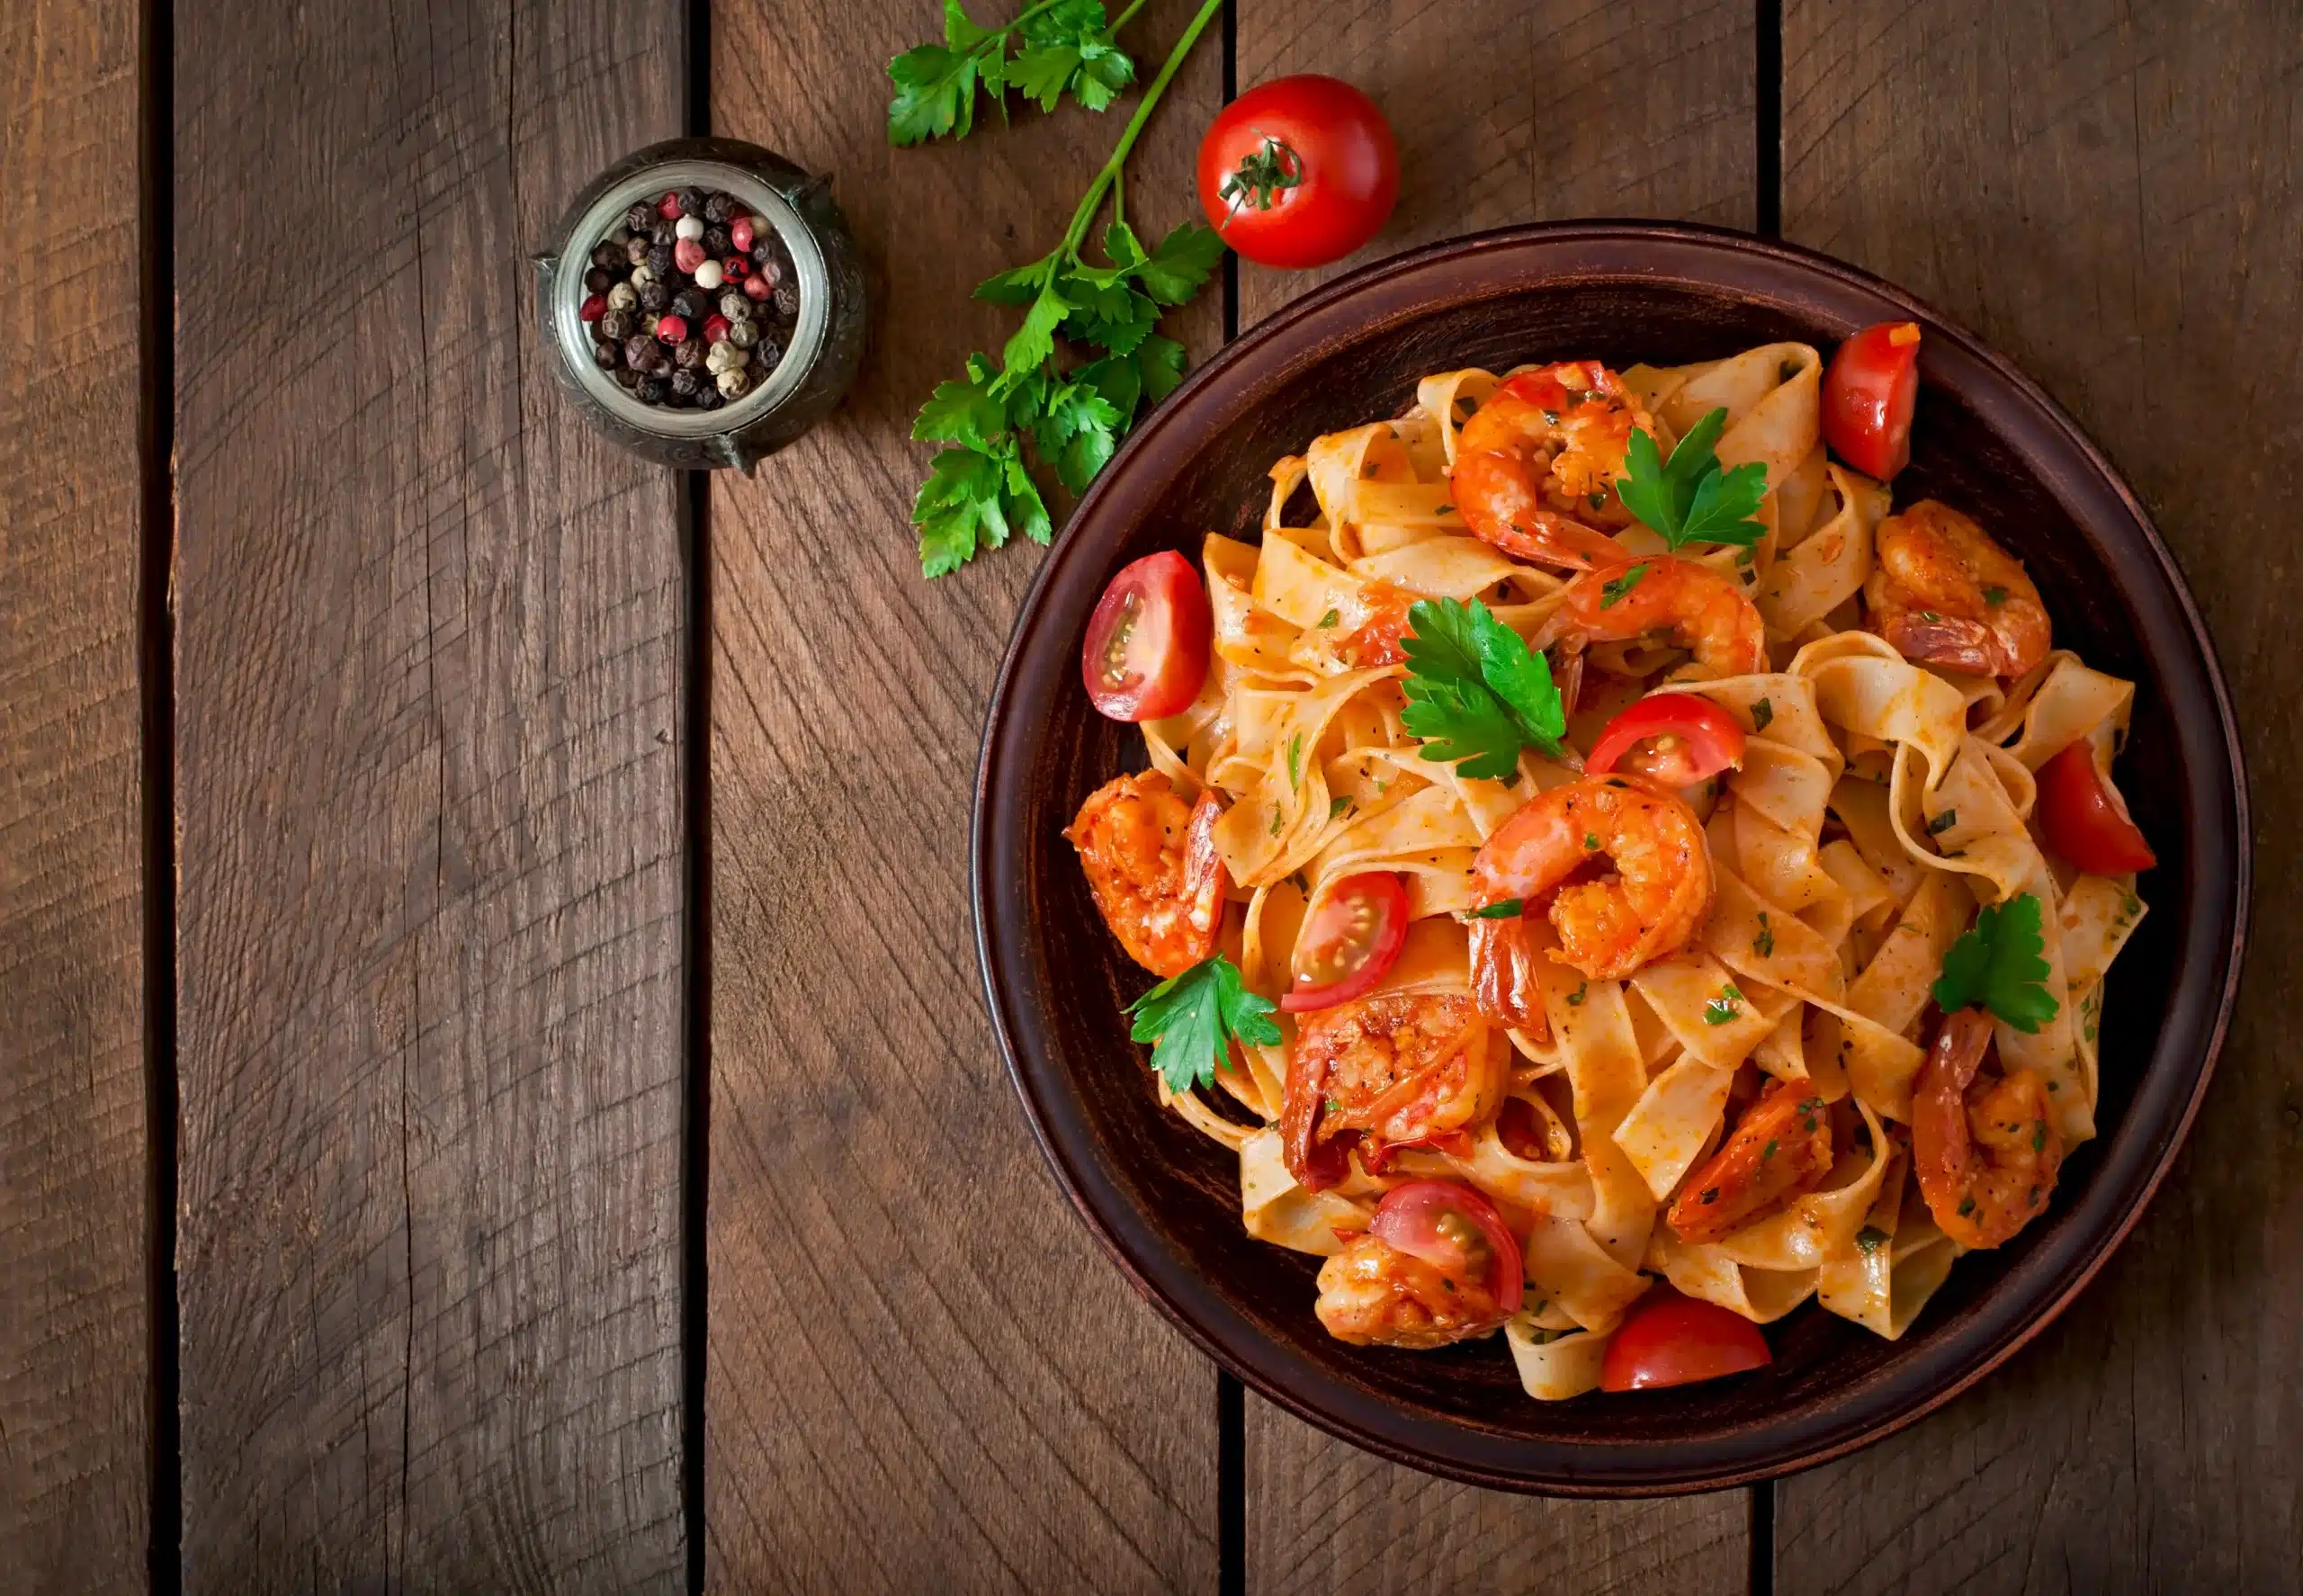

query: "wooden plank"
left=1235, top=4, right=1757, bottom=1582
left=703, top=3, right=1223, bottom=1591
left=1777, top=3, right=2301, bottom=1589
left=1238, top=0, right=1759, bottom=321
left=0, top=0, right=148, bottom=1584
left=171, top=1, right=687, bottom=1587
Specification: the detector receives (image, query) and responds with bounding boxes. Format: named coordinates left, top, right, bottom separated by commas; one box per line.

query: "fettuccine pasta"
left=1066, top=342, right=2151, bottom=1401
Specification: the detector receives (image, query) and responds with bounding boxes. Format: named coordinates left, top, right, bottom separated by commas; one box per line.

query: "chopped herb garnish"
left=1317, top=607, right=1340, bottom=629
left=1328, top=795, right=1352, bottom=820
left=1126, top=953, right=1281, bottom=1094
left=1751, top=696, right=1774, bottom=732
left=1469, top=899, right=1525, bottom=920
left=1703, top=984, right=1744, bottom=1026
left=1286, top=732, right=1303, bottom=790
left=1583, top=831, right=1600, bottom=850
left=1566, top=982, right=1588, bottom=1007
left=1699, top=1187, right=1719, bottom=1205
left=1927, top=808, right=1958, bottom=836
left=1598, top=562, right=1651, bottom=609
left=1855, top=1225, right=1887, bottom=1255
left=1434, top=502, right=1453, bottom=515
left=1932, top=893, right=2059, bottom=1033
left=1983, top=586, right=2008, bottom=606
left=1958, top=1195, right=1976, bottom=1218
left=2033, top=1120, right=2048, bottom=1152
left=1612, top=408, right=1767, bottom=550
left=1269, top=806, right=1284, bottom=836
left=1398, top=596, right=1566, bottom=779
left=1753, top=912, right=1776, bottom=958
left=1761, top=1137, right=1779, bottom=1161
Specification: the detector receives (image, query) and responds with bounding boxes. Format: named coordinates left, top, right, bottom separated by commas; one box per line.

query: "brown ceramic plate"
left=971, top=222, right=2248, bottom=1493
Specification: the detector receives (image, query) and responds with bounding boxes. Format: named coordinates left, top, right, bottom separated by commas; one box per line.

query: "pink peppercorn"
left=579, top=292, right=607, bottom=322
left=742, top=274, right=772, bottom=302
left=673, top=238, right=706, bottom=273
left=721, top=256, right=748, bottom=280
left=702, top=313, right=732, bottom=345
left=656, top=314, right=689, bottom=344
left=657, top=192, right=682, bottom=220
left=730, top=217, right=755, bottom=253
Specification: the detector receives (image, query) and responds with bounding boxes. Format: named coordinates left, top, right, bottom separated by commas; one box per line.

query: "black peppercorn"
left=675, top=337, right=705, bottom=370
left=637, top=375, right=668, bottom=404
left=638, top=281, right=670, bottom=313
left=624, top=237, right=650, bottom=267
left=625, top=202, right=656, bottom=234
left=773, top=283, right=800, bottom=318
left=677, top=186, right=706, bottom=218
left=753, top=336, right=784, bottom=371
left=669, top=290, right=703, bottom=320
left=696, top=385, right=724, bottom=411
left=749, top=242, right=778, bottom=275
left=703, top=226, right=731, bottom=257
left=596, top=309, right=631, bottom=343
left=623, top=333, right=656, bottom=368
left=591, top=242, right=621, bottom=272
left=646, top=243, right=674, bottom=276
left=590, top=340, right=619, bottom=371
left=670, top=367, right=701, bottom=399
left=584, top=266, right=614, bottom=293
left=614, top=364, right=644, bottom=390
left=703, top=193, right=733, bottom=224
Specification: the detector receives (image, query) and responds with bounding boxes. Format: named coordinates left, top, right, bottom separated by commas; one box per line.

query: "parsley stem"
left=1111, top=0, right=1152, bottom=31
left=1054, top=0, right=1225, bottom=263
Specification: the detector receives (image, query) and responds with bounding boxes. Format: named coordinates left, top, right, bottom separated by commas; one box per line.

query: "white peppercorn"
left=716, top=367, right=750, bottom=399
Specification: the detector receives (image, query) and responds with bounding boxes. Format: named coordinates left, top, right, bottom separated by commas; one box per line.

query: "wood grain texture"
left=172, top=0, right=687, bottom=1588
left=1237, top=0, right=1757, bottom=321
left=703, top=2, right=1222, bottom=1591
left=1247, top=1395, right=1749, bottom=1596
left=1235, top=3, right=1755, bottom=1582
left=1778, top=3, right=2300, bottom=1590
left=0, top=0, right=148, bottom=1584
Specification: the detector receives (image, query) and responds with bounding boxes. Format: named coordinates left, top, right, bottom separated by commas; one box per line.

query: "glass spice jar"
left=533, top=136, right=866, bottom=471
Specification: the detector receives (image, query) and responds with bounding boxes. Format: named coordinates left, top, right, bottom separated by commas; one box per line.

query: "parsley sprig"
left=1398, top=597, right=1566, bottom=781
left=1932, top=893, right=2059, bottom=1034
left=907, top=0, right=1228, bottom=576
left=1614, top=408, right=1768, bottom=551
left=887, top=0, right=1143, bottom=146
left=1127, top=954, right=1282, bottom=1093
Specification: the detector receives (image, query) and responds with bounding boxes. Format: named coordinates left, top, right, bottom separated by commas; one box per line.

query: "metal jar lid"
left=534, top=136, right=867, bottom=472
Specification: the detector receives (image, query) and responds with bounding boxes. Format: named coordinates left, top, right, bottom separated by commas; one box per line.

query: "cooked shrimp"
left=1538, top=555, right=1769, bottom=680
left=1467, top=776, right=1713, bottom=1003
left=1867, top=500, right=2051, bottom=677
left=1314, top=1232, right=1512, bottom=1349
left=1336, top=578, right=1417, bottom=668
left=1666, top=1079, right=1835, bottom=1245
left=1066, top=772, right=1227, bottom=977
left=1913, top=1008, right=2064, bottom=1248
left=1280, top=994, right=1502, bottom=1186
left=1450, top=362, right=1654, bottom=569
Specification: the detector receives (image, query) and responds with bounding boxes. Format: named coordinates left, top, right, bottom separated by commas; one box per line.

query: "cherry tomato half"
left=1585, top=694, right=1747, bottom=788
left=1196, top=76, right=1399, bottom=270
left=1822, top=320, right=1922, bottom=480
left=1080, top=551, right=1213, bottom=722
left=1281, top=872, right=1409, bottom=1012
left=1600, top=1290, right=1772, bottom=1393
left=1368, top=1181, right=1524, bottom=1313
left=2036, top=741, right=2157, bottom=874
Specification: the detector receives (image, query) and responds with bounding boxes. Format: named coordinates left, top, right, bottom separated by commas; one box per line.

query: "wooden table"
left=5, top=0, right=2297, bottom=1589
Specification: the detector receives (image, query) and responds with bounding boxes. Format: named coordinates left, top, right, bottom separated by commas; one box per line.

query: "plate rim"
left=970, top=219, right=2253, bottom=1494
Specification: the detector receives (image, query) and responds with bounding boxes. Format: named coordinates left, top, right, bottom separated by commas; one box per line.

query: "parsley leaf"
left=1398, top=597, right=1566, bottom=780
left=1703, top=984, right=1744, bottom=1026
left=887, top=0, right=1136, bottom=145
left=1751, top=696, right=1774, bottom=731
left=1599, top=562, right=1650, bottom=608
left=1612, top=407, right=1768, bottom=550
left=1855, top=1225, right=1887, bottom=1255
left=905, top=1, right=1231, bottom=578
left=1931, top=893, right=2060, bottom=1033
left=1127, top=955, right=1281, bottom=1094
left=1469, top=899, right=1524, bottom=919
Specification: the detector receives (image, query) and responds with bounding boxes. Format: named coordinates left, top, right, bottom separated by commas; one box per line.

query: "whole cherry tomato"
left=1080, top=551, right=1212, bottom=722
left=1196, top=76, right=1399, bottom=270
left=1822, top=320, right=1922, bottom=480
